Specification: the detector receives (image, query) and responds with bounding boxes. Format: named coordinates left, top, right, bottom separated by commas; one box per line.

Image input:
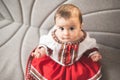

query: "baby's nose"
left=63, top=30, right=69, bottom=35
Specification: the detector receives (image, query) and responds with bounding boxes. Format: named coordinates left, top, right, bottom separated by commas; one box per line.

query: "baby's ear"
left=81, top=22, right=84, bottom=26
left=80, top=22, right=84, bottom=29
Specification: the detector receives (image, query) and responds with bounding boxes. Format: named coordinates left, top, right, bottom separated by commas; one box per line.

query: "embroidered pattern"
left=52, top=30, right=86, bottom=65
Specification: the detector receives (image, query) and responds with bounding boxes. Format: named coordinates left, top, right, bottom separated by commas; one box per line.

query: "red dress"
left=25, top=31, right=101, bottom=80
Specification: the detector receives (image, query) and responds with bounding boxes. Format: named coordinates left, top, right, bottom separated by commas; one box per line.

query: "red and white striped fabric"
left=25, top=30, right=102, bottom=80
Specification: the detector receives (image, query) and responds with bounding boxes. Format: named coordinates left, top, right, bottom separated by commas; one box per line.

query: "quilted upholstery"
left=0, top=0, right=120, bottom=80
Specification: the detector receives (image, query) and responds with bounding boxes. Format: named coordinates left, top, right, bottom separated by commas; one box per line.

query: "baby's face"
left=55, top=16, right=83, bottom=43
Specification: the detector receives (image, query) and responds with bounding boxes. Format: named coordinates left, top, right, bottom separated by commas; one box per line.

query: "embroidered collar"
left=52, top=30, right=86, bottom=44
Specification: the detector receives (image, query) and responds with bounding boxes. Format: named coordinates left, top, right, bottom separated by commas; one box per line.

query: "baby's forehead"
left=56, top=17, right=80, bottom=26
left=56, top=15, right=79, bottom=20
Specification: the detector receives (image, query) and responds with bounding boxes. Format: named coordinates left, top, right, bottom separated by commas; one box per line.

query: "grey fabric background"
left=0, top=0, right=120, bottom=80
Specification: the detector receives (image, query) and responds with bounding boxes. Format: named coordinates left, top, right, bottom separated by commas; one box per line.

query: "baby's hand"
left=32, top=46, right=46, bottom=58
left=90, top=52, right=102, bottom=62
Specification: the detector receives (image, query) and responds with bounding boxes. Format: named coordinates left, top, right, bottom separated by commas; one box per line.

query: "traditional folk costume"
left=25, top=29, right=102, bottom=80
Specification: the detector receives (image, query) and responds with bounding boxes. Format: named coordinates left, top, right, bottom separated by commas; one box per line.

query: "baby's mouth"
left=62, top=37, right=70, bottom=40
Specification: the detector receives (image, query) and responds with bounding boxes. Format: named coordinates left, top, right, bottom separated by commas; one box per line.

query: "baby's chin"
left=60, top=39, right=74, bottom=43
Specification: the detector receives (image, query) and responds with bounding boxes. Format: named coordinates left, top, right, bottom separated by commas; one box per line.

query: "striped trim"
left=88, top=67, right=102, bottom=80
left=30, top=65, right=47, bottom=80
left=25, top=49, right=47, bottom=80
left=25, top=49, right=35, bottom=80
left=84, top=48, right=99, bottom=56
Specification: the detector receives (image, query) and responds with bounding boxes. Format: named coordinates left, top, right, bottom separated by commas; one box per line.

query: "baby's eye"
left=70, top=27, right=74, bottom=30
left=59, top=27, right=64, bottom=31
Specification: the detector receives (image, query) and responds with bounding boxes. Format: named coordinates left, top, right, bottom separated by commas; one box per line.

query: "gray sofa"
left=0, top=0, right=120, bottom=80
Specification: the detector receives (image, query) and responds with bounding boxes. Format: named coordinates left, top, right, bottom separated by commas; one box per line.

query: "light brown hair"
left=54, top=4, right=83, bottom=23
